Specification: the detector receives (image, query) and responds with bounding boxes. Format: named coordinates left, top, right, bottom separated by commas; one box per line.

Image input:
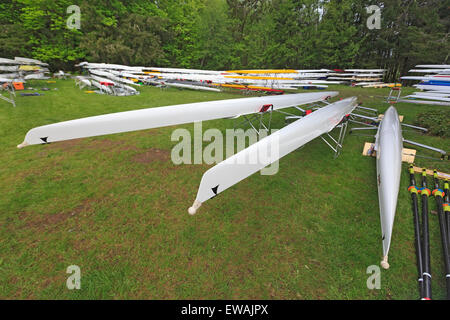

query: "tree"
left=0, top=0, right=447, bottom=74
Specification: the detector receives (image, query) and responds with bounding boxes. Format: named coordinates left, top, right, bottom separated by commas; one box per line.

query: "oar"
left=444, top=180, right=450, bottom=250
left=408, top=165, right=424, bottom=298
left=432, top=170, right=450, bottom=299
left=420, top=169, right=432, bottom=300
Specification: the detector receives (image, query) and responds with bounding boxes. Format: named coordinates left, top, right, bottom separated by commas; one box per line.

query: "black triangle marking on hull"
left=211, top=185, right=219, bottom=199
left=40, top=137, right=49, bottom=144
left=382, top=234, right=385, bottom=241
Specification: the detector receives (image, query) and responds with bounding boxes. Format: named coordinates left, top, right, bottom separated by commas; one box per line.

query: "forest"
left=0, top=0, right=449, bottom=80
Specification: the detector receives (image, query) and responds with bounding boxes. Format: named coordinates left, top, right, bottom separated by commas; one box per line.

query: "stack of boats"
left=75, top=63, right=410, bottom=95
left=328, top=69, right=386, bottom=87
left=154, top=68, right=348, bottom=92
left=0, top=57, right=50, bottom=83
left=148, top=68, right=389, bottom=90
left=0, top=57, right=50, bottom=106
left=76, top=62, right=351, bottom=95
left=75, top=63, right=143, bottom=96
left=400, top=65, right=450, bottom=106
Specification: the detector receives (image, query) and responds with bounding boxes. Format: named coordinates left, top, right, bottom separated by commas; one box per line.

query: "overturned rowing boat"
left=18, top=92, right=338, bottom=148
left=164, top=82, right=222, bottom=92
left=188, top=97, right=358, bottom=214
left=375, top=107, right=403, bottom=269
left=352, top=107, right=448, bottom=268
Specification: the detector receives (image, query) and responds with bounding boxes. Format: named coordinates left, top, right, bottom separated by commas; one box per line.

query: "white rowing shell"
left=164, top=82, right=221, bottom=92
left=409, top=69, right=450, bottom=74
left=415, top=65, right=450, bottom=69
left=405, top=95, right=450, bottom=102
left=92, top=70, right=139, bottom=86
left=375, top=106, right=403, bottom=269
left=14, top=57, right=48, bottom=66
left=0, top=58, right=18, bottom=64
left=413, top=92, right=450, bottom=97
left=0, top=66, right=19, bottom=72
left=188, top=97, right=357, bottom=214
left=345, top=69, right=386, bottom=73
left=18, top=92, right=338, bottom=148
left=401, top=76, right=450, bottom=82
left=414, top=85, right=450, bottom=91
left=80, top=62, right=144, bottom=72
left=146, top=67, right=224, bottom=75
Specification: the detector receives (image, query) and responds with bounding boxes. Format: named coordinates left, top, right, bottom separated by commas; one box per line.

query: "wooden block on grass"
left=362, top=142, right=376, bottom=157
left=402, top=149, right=416, bottom=164
left=362, top=142, right=416, bottom=163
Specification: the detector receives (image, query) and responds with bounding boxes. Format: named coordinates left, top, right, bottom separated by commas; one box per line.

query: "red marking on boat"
left=259, top=104, right=273, bottom=113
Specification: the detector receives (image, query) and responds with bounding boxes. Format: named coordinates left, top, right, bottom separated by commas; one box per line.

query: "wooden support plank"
left=362, top=142, right=416, bottom=163
left=412, top=166, right=450, bottom=181
left=402, top=149, right=417, bottom=164
left=362, top=142, right=376, bottom=157
left=362, top=143, right=449, bottom=179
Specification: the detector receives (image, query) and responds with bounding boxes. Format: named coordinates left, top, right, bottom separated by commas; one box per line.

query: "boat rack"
left=233, top=101, right=320, bottom=136
left=355, top=105, right=378, bottom=117
left=233, top=104, right=274, bottom=137
left=233, top=100, right=350, bottom=159
left=0, top=82, right=16, bottom=107
left=321, top=116, right=349, bottom=159
left=387, top=86, right=402, bottom=103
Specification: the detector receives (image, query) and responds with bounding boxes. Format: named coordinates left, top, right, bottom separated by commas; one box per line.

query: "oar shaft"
left=444, top=180, right=450, bottom=251
left=433, top=172, right=450, bottom=299
left=421, top=170, right=432, bottom=299
left=409, top=166, right=424, bottom=298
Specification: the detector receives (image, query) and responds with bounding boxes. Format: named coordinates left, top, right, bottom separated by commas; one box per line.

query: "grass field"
left=0, top=80, right=449, bottom=299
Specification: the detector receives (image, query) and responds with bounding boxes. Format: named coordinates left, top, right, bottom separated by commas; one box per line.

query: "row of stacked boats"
left=401, top=64, right=450, bottom=106
left=73, top=62, right=388, bottom=96
left=0, top=57, right=50, bottom=83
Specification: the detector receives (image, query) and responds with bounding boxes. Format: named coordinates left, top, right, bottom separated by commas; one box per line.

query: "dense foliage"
left=415, top=110, right=450, bottom=138
left=0, top=0, right=448, bottom=79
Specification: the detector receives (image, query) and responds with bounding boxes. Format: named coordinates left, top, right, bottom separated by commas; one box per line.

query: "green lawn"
left=0, top=80, right=448, bottom=299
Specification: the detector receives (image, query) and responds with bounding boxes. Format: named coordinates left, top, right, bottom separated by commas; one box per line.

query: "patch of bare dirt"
left=132, top=148, right=171, bottom=163
left=84, top=139, right=138, bottom=152
left=17, top=198, right=96, bottom=232
left=44, top=138, right=139, bottom=155
left=70, top=198, right=94, bottom=216
left=47, top=139, right=83, bottom=152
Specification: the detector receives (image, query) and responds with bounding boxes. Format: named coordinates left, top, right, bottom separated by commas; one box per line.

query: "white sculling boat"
left=375, top=106, right=403, bottom=269
left=188, top=97, right=357, bottom=214
left=164, top=82, right=221, bottom=92
left=18, top=92, right=338, bottom=148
